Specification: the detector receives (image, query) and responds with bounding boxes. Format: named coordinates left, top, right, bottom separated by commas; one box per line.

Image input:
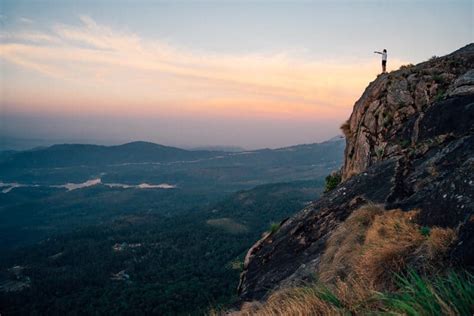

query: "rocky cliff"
left=342, top=44, right=474, bottom=180
left=237, top=44, right=474, bottom=302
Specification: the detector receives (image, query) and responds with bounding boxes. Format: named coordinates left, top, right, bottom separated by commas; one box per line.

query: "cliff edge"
left=342, top=44, right=474, bottom=180
left=237, top=44, right=474, bottom=303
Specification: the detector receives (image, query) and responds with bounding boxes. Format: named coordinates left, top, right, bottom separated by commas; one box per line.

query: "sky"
left=0, top=0, right=472, bottom=149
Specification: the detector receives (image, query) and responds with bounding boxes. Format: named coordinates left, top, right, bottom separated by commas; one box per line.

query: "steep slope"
left=237, top=44, right=474, bottom=302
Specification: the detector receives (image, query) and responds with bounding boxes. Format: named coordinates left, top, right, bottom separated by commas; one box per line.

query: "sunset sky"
left=1, top=0, right=472, bottom=149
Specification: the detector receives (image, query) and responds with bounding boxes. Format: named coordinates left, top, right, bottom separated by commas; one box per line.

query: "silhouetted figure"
left=374, top=49, right=387, bottom=73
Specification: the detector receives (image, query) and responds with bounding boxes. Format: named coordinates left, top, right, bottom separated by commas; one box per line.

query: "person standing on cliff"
left=374, top=49, right=387, bottom=73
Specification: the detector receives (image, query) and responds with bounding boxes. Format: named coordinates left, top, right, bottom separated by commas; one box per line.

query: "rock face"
left=342, top=44, right=474, bottom=180
left=238, top=44, right=474, bottom=302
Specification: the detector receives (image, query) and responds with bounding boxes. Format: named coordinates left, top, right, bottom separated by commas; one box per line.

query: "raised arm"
left=374, top=51, right=382, bottom=54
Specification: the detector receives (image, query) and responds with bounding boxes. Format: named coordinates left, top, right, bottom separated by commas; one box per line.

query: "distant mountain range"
left=187, top=145, right=246, bottom=152
left=0, top=138, right=344, bottom=170
left=0, top=141, right=220, bottom=169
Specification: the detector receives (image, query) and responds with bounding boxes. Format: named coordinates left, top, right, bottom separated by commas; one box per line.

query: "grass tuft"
left=381, top=270, right=474, bottom=316
left=235, top=270, right=473, bottom=316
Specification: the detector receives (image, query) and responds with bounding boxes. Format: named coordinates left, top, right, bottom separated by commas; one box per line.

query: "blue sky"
left=0, top=0, right=472, bottom=149
left=2, top=0, right=471, bottom=59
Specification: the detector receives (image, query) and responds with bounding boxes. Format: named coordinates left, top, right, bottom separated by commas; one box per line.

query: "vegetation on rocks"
left=318, top=205, right=457, bottom=287
left=235, top=270, right=473, bottom=315
left=234, top=205, right=471, bottom=316
left=324, top=172, right=342, bottom=192
left=268, top=222, right=281, bottom=234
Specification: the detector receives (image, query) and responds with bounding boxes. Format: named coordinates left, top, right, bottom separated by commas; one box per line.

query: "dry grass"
left=237, top=286, right=342, bottom=316
left=235, top=204, right=458, bottom=315
left=234, top=278, right=382, bottom=315
left=231, top=270, right=474, bottom=316
left=356, top=209, right=424, bottom=289
left=320, top=205, right=456, bottom=291
left=319, top=203, right=384, bottom=284
left=422, top=227, right=457, bottom=259
left=340, top=120, right=351, bottom=138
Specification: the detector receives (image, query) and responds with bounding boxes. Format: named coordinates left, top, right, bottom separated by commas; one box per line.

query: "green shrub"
left=375, top=147, right=384, bottom=159
left=400, top=139, right=411, bottom=148
left=435, top=89, right=445, bottom=102
left=420, top=226, right=431, bottom=237
left=448, top=59, right=460, bottom=68
left=383, top=113, right=393, bottom=127
left=433, top=74, right=444, bottom=84
left=399, top=64, right=414, bottom=70
left=269, top=222, right=280, bottom=234
left=325, top=172, right=341, bottom=192
left=228, top=260, right=244, bottom=271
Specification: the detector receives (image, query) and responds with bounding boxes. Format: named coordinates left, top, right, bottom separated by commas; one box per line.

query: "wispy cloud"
left=0, top=31, right=61, bottom=44
left=0, top=15, right=407, bottom=120
left=19, top=17, right=34, bottom=24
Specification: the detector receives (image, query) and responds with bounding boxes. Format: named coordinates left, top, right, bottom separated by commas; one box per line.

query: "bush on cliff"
left=268, top=222, right=280, bottom=234
left=324, top=172, right=341, bottom=192
left=340, top=120, right=351, bottom=138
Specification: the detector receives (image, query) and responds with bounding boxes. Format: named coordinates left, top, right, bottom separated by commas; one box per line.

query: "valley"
left=0, top=139, right=343, bottom=314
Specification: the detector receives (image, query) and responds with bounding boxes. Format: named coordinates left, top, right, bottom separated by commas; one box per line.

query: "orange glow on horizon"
left=0, top=16, right=408, bottom=122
